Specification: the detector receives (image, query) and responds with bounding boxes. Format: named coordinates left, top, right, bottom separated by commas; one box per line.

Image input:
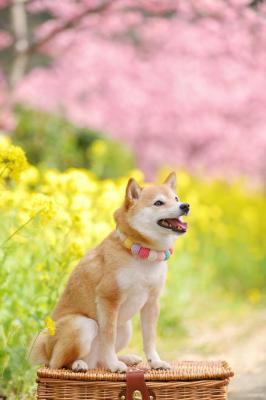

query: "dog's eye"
left=175, top=196, right=179, bottom=202
left=154, top=200, right=164, bottom=206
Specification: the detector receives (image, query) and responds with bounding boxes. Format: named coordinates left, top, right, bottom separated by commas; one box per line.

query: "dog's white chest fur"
left=116, top=259, right=167, bottom=324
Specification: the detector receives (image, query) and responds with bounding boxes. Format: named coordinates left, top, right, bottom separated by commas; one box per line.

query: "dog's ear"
left=125, top=178, right=142, bottom=208
left=164, top=172, right=176, bottom=192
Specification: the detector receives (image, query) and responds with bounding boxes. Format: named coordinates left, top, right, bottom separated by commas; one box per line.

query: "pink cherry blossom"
left=1, top=0, right=266, bottom=181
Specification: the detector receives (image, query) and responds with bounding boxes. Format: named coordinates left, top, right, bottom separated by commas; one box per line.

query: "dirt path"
left=229, top=364, right=266, bottom=399
left=176, top=309, right=266, bottom=400
left=215, top=310, right=266, bottom=400
left=227, top=311, right=266, bottom=400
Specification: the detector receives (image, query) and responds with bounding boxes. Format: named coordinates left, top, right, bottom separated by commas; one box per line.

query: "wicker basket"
left=37, top=360, right=234, bottom=400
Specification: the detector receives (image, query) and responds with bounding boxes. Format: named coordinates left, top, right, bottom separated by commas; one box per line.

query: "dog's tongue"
left=167, top=218, right=187, bottom=230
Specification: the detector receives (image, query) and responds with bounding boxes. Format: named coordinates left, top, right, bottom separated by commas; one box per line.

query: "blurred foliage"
left=0, top=139, right=265, bottom=398
left=12, top=107, right=135, bottom=178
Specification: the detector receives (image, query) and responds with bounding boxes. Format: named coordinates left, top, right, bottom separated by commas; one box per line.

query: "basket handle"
left=120, top=369, right=154, bottom=400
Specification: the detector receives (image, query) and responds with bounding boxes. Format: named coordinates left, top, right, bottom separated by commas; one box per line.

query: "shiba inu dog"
left=29, top=172, right=189, bottom=372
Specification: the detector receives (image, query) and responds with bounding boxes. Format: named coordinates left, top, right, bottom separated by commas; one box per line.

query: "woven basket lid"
left=37, top=360, right=234, bottom=382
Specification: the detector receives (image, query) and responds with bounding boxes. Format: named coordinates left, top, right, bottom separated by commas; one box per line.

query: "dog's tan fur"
left=29, top=172, right=188, bottom=372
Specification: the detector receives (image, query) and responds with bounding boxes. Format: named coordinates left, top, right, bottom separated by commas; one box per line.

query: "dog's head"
left=114, top=172, right=190, bottom=249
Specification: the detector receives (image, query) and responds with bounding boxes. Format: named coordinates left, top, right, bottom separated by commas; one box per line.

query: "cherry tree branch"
left=9, top=0, right=29, bottom=87
left=25, top=0, right=112, bottom=55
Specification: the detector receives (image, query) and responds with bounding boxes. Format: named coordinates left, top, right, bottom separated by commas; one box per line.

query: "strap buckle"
left=119, top=369, right=155, bottom=400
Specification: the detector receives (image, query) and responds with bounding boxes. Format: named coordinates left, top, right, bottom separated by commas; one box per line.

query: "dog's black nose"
left=180, top=203, right=190, bottom=213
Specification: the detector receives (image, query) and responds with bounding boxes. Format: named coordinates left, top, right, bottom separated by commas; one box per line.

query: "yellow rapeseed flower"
left=68, top=239, right=85, bottom=259
left=129, top=169, right=144, bottom=183
left=45, top=316, right=56, bottom=336
left=29, top=194, right=56, bottom=221
left=0, top=141, right=28, bottom=180
left=248, top=288, right=261, bottom=304
left=20, top=166, right=40, bottom=186
left=90, top=139, right=107, bottom=156
left=176, top=171, right=191, bottom=189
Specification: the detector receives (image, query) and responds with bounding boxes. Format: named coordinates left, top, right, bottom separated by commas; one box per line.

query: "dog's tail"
left=28, top=330, right=49, bottom=365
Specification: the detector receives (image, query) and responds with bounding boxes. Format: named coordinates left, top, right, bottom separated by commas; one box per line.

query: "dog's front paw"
left=71, top=360, right=88, bottom=372
left=119, top=354, right=142, bottom=366
left=149, top=359, right=171, bottom=370
left=108, top=360, right=128, bottom=373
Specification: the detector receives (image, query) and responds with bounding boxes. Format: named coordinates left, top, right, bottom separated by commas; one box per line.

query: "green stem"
left=1, top=210, right=42, bottom=248
left=27, top=330, right=42, bottom=363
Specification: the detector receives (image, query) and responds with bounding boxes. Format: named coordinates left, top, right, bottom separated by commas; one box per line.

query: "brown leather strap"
left=125, top=369, right=151, bottom=400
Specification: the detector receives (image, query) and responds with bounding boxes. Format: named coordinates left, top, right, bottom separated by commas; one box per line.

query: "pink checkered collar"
left=116, top=228, right=173, bottom=262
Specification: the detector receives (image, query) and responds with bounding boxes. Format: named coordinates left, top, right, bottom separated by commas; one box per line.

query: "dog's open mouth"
left=157, top=217, right=188, bottom=233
